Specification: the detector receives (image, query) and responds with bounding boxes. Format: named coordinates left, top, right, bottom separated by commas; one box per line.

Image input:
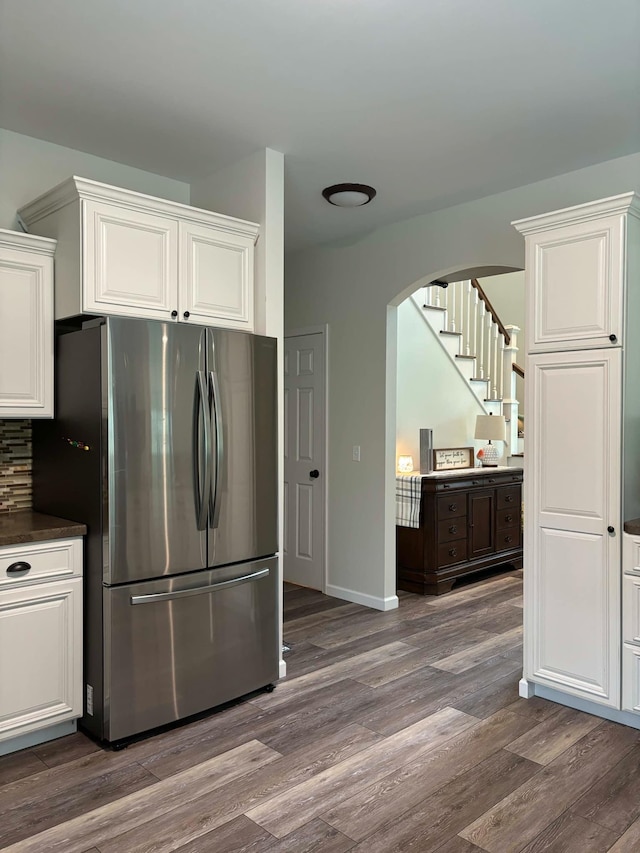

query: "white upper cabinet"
left=0, top=230, right=55, bottom=418
left=18, top=177, right=259, bottom=331
left=513, top=193, right=639, bottom=353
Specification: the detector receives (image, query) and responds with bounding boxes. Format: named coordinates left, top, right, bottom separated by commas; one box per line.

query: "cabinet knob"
left=171, top=310, right=178, bottom=318
left=608, top=525, right=615, bottom=534
left=449, top=525, right=457, bottom=534
left=6, top=561, right=31, bottom=575
left=505, top=515, right=513, bottom=523
left=449, top=503, right=457, bottom=512
left=449, top=548, right=457, bottom=557
left=609, top=334, right=617, bottom=343
left=505, top=535, right=513, bottom=544
left=505, top=495, right=513, bottom=503
left=183, top=311, right=191, bottom=319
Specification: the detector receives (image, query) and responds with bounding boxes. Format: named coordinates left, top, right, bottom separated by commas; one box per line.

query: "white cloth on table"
left=396, top=474, right=422, bottom=528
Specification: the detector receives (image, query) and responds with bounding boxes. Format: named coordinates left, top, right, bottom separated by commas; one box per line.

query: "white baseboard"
left=532, top=683, right=640, bottom=730
left=325, top=584, right=399, bottom=611
left=519, top=676, right=535, bottom=698
left=0, top=719, right=77, bottom=756
left=278, top=658, right=287, bottom=679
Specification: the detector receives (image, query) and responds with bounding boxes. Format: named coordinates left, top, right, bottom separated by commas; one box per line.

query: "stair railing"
left=422, top=277, right=522, bottom=457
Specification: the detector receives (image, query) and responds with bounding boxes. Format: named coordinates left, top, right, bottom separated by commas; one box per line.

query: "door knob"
left=309, top=469, right=320, bottom=479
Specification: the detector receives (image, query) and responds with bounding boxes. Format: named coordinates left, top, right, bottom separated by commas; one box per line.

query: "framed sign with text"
left=431, top=447, right=474, bottom=472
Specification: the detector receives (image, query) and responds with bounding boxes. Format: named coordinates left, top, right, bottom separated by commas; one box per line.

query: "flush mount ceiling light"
left=322, top=183, right=377, bottom=207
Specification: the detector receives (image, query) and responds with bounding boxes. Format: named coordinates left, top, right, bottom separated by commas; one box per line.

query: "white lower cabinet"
left=0, top=538, right=83, bottom=745
left=622, top=645, right=640, bottom=713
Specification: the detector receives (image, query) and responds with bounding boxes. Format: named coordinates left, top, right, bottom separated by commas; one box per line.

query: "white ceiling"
left=1, top=0, right=639, bottom=251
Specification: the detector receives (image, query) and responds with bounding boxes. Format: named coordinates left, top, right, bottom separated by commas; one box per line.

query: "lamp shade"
left=475, top=414, right=506, bottom=442
left=397, top=455, right=414, bottom=473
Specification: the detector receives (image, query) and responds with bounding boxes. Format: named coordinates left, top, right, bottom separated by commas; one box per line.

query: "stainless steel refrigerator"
left=33, top=316, right=278, bottom=743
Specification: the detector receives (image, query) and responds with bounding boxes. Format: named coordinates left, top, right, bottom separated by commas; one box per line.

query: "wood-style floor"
left=2, top=571, right=640, bottom=852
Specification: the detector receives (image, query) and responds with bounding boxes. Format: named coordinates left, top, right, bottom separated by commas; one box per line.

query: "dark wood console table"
left=396, top=467, right=523, bottom=595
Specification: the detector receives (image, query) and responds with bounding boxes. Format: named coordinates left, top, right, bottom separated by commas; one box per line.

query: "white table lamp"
left=475, top=414, right=506, bottom=467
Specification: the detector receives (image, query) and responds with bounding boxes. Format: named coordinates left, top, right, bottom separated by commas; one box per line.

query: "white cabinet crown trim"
left=0, top=229, right=56, bottom=255
left=18, top=176, right=260, bottom=242
left=512, top=192, right=640, bottom=236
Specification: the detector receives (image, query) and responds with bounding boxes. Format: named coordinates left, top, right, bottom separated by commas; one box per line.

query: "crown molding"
left=0, top=227, right=56, bottom=255
left=512, top=191, right=640, bottom=236
left=18, top=176, right=260, bottom=240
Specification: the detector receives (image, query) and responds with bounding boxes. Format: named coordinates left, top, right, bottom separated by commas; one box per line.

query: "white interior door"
left=284, top=332, right=326, bottom=590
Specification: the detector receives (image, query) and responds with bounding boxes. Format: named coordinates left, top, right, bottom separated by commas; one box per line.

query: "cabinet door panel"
left=0, top=578, right=82, bottom=741
left=469, top=490, right=494, bottom=557
left=622, top=645, right=640, bottom=713
left=180, top=222, right=254, bottom=329
left=526, top=349, right=620, bottom=707
left=83, top=200, right=178, bottom=319
left=0, top=246, right=53, bottom=417
left=527, top=214, right=623, bottom=352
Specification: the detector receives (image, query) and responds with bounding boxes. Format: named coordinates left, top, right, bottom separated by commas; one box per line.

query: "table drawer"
left=437, top=540, right=468, bottom=567
left=496, top=507, right=520, bottom=530
left=495, top=528, right=521, bottom=552
left=0, top=539, right=83, bottom=589
left=437, top=495, right=467, bottom=519
left=496, top=486, right=520, bottom=511
left=438, top=517, right=467, bottom=543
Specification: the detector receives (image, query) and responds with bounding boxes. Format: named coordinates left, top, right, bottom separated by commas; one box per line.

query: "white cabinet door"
left=0, top=577, right=82, bottom=742
left=525, top=214, right=624, bottom=353
left=525, top=348, right=621, bottom=706
left=0, top=236, right=54, bottom=417
left=82, top=200, right=179, bottom=320
left=179, top=221, right=254, bottom=329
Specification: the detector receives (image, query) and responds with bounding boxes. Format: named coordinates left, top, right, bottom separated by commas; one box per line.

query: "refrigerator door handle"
left=194, top=370, right=212, bottom=531
left=130, top=567, right=270, bottom=604
left=209, top=370, right=223, bottom=529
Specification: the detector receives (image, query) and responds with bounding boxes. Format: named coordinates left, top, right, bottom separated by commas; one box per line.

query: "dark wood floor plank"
left=250, top=641, right=421, bottom=710
left=571, top=748, right=640, bottom=834
left=505, top=704, right=602, bottom=765
left=3, top=740, right=280, bottom=853
left=431, top=625, right=522, bottom=673
left=322, top=708, right=535, bottom=842
left=348, top=749, right=538, bottom=852
left=32, top=731, right=102, bottom=767
left=432, top=839, right=485, bottom=853
left=145, top=814, right=274, bottom=853
left=519, top=811, right=618, bottom=853
left=395, top=620, right=496, bottom=659
left=260, top=818, right=355, bottom=853
left=96, top=724, right=381, bottom=853
left=460, top=721, right=640, bottom=853
left=0, top=748, right=47, bottom=786
left=504, top=695, right=560, bottom=722
left=0, top=760, right=159, bottom=847
left=359, top=654, right=521, bottom=736
left=451, top=672, right=521, bottom=719
left=608, top=817, right=640, bottom=851
left=245, top=707, right=478, bottom=839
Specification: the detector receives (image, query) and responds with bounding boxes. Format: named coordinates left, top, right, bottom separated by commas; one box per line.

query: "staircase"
left=413, top=278, right=524, bottom=462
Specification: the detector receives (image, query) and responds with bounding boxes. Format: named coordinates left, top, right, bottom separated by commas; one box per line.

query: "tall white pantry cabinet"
left=514, top=192, right=640, bottom=719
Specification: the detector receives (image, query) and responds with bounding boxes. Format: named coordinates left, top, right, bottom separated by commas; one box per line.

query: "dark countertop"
left=0, top=511, right=87, bottom=547
left=625, top=518, right=640, bottom=536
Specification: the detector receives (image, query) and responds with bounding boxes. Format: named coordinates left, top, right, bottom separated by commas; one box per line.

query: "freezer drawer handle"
left=129, top=567, right=270, bottom=605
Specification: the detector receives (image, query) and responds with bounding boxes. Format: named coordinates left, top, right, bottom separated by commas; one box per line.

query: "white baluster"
left=465, top=280, right=472, bottom=355
left=434, top=284, right=441, bottom=308
left=486, top=309, right=493, bottom=385
left=499, top=333, right=505, bottom=401
left=449, top=282, right=457, bottom=332
left=472, top=286, right=479, bottom=362
left=478, top=301, right=485, bottom=378
left=492, top=324, right=499, bottom=399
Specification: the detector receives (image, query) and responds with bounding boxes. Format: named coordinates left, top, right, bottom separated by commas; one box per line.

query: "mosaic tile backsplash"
left=0, top=420, right=32, bottom=512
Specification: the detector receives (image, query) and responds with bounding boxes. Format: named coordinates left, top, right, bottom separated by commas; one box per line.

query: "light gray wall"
left=396, top=294, right=485, bottom=465
left=286, top=152, right=640, bottom=608
left=0, top=129, right=190, bottom=230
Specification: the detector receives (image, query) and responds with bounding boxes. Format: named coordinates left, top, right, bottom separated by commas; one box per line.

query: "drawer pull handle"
left=449, top=525, right=457, bottom=534
left=6, top=561, right=31, bottom=575
left=449, top=503, right=457, bottom=512
left=504, top=495, right=514, bottom=502
left=489, top=478, right=495, bottom=483
left=449, top=548, right=457, bottom=557
left=505, top=515, right=513, bottom=523
left=472, top=480, right=479, bottom=485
